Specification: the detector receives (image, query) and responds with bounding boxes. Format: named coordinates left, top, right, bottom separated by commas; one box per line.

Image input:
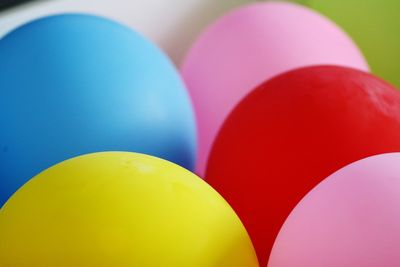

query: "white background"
left=0, top=0, right=254, bottom=65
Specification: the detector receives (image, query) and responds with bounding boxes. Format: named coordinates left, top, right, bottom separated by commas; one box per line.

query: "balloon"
left=0, top=0, right=252, bottom=64
left=181, top=2, right=369, bottom=176
left=293, top=0, right=400, bottom=88
left=0, top=14, right=196, bottom=206
left=0, top=152, right=259, bottom=267
left=206, top=66, right=400, bottom=265
left=269, top=153, right=400, bottom=267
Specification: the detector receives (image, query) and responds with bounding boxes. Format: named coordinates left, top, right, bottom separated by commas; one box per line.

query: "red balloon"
left=205, top=66, right=400, bottom=266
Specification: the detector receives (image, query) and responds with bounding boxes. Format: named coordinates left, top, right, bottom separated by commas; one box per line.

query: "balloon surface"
left=0, top=14, right=196, bottom=206
left=293, top=0, right=400, bottom=88
left=0, top=152, right=259, bottom=267
left=206, top=66, right=400, bottom=265
left=269, top=153, right=400, bottom=267
left=181, top=2, right=368, bottom=176
left=0, top=0, right=252, bottom=64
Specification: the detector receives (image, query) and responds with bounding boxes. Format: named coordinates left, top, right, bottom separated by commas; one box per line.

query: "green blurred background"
left=287, top=0, right=400, bottom=88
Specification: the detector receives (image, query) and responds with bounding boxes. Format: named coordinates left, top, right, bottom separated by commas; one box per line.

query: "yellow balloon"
left=0, top=152, right=258, bottom=267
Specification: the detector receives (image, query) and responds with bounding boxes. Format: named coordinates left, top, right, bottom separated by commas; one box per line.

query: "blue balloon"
left=0, top=14, right=197, bottom=206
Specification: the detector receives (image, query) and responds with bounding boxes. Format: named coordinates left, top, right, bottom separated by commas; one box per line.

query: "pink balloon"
left=181, top=2, right=369, bottom=177
left=269, top=153, right=400, bottom=267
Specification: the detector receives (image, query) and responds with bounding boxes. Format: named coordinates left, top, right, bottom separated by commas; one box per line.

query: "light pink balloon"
left=268, top=153, right=400, bottom=267
left=181, top=2, right=369, bottom=177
